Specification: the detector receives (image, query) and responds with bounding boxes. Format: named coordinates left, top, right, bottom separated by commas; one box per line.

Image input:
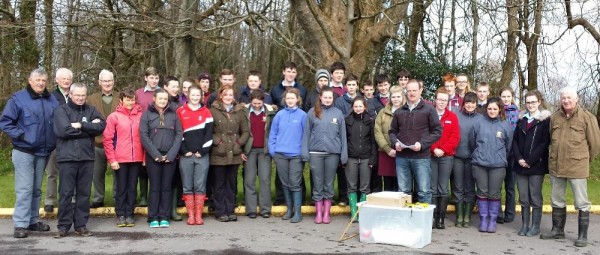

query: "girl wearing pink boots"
left=177, top=85, right=214, bottom=225
left=302, top=87, right=348, bottom=224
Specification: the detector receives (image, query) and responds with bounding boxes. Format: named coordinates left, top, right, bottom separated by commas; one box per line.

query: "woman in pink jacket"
left=103, top=88, right=144, bottom=227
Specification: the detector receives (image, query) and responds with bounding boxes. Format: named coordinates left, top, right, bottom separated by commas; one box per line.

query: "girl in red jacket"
left=430, top=87, right=460, bottom=229
left=103, top=88, right=144, bottom=227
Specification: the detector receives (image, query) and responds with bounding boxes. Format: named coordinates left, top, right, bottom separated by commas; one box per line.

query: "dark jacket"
left=169, top=94, right=184, bottom=108
left=345, top=112, right=377, bottom=164
left=270, top=81, right=307, bottom=109
left=369, top=93, right=388, bottom=114
left=334, top=93, right=358, bottom=117
left=209, top=102, right=250, bottom=165
left=389, top=100, right=442, bottom=158
left=304, top=87, right=339, bottom=112
left=53, top=100, right=106, bottom=162
left=365, top=97, right=380, bottom=118
left=512, top=110, right=551, bottom=175
left=470, top=115, right=513, bottom=168
left=237, top=86, right=273, bottom=105
left=139, top=103, right=183, bottom=162
left=455, top=110, right=483, bottom=159
left=51, top=87, right=69, bottom=105
left=0, top=86, right=59, bottom=156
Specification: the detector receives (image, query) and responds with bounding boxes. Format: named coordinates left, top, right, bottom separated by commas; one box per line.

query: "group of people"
left=1, top=62, right=598, bottom=248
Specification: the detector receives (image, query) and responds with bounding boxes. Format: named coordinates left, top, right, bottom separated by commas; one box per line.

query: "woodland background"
left=1, top=0, right=599, bottom=114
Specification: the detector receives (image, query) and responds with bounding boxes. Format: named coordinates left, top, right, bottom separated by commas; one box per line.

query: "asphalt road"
left=0, top=213, right=596, bottom=255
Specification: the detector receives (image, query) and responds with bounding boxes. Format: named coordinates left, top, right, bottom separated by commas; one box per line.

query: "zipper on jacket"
left=529, top=125, right=538, bottom=156
left=42, top=99, right=47, bottom=154
left=130, top=114, right=134, bottom=161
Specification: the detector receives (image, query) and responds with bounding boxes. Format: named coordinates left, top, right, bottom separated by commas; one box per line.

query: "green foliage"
left=376, top=42, right=470, bottom=100
left=0, top=147, right=12, bottom=176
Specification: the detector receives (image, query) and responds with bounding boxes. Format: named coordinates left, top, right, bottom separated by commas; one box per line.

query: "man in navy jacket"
left=0, top=69, right=59, bottom=238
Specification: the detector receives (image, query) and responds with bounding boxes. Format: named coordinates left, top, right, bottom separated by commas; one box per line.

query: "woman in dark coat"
left=512, top=90, right=550, bottom=237
left=140, top=88, right=183, bottom=228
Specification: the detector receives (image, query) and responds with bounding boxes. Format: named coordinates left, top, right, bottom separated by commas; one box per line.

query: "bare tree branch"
left=564, top=0, right=600, bottom=44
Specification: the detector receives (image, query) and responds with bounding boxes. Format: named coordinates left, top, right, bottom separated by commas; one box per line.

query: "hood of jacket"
left=518, top=109, right=551, bottom=121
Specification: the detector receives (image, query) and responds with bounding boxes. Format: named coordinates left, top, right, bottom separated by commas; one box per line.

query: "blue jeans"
left=395, top=157, right=432, bottom=204
left=12, top=149, right=48, bottom=228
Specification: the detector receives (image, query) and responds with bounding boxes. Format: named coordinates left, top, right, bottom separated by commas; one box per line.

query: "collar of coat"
left=26, top=85, right=51, bottom=99
left=519, top=109, right=551, bottom=121
left=67, top=99, right=88, bottom=110
left=244, top=103, right=277, bottom=114
left=212, top=101, right=245, bottom=113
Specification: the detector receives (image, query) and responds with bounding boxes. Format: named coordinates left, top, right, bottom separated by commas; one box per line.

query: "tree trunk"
left=173, top=0, right=195, bottom=78
left=406, top=0, right=429, bottom=57
left=499, top=0, right=519, bottom=88
left=16, top=0, right=39, bottom=73
left=470, top=0, right=479, bottom=74
left=291, top=0, right=409, bottom=80
left=43, top=0, right=54, bottom=72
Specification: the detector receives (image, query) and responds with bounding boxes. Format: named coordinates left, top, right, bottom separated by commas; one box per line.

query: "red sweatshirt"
left=430, top=110, right=460, bottom=156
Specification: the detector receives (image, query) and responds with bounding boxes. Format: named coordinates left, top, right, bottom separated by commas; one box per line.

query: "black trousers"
left=114, top=163, right=140, bottom=217
left=57, top=160, right=93, bottom=231
left=370, top=164, right=383, bottom=193
left=336, top=165, right=348, bottom=202
left=213, top=164, right=239, bottom=217
left=146, top=157, right=176, bottom=221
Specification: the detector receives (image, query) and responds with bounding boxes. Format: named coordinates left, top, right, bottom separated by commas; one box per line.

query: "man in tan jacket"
left=541, top=87, right=600, bottom=247
left=87, top=70, right=120, bottom=208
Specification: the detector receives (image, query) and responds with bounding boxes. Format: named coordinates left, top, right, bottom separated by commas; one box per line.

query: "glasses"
left=526, top=101, right=539, bottom=105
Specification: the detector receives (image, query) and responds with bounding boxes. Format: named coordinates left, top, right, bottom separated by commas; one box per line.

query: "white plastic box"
left=358, top=203, right=435, bottom=248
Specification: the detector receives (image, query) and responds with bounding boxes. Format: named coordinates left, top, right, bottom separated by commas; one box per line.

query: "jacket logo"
left=332, top=118, right=338, bottom=124
left=496, top=131, right=503, bottom=138
left=262, top=116, right=266, bottom=122
left=198, top=116, right=202, bottom=121
left=82, top=117, right=88, bottom=123
left=445, top=120, right=452, bottom=124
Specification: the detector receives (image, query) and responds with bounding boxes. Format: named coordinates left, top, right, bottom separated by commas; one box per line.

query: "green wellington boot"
left=348, top=193, right=358, bottom=222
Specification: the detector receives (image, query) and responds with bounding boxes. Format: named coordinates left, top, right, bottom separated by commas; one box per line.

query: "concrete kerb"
left=1, top=204, right=600, bottom=218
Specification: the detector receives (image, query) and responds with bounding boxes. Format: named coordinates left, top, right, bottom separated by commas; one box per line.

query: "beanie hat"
left=314, top=69, right=330, bottom=85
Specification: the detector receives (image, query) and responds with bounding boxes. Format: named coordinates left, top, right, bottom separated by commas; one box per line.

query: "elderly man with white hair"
left=540, top=87, right=600, bottom=247
left=44, top=68, right=73, bottom=213
left=87, top=70, right=120, bottom=208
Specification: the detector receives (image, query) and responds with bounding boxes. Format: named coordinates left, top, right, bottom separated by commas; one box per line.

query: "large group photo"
left=1, top=0, right=599, bottom=254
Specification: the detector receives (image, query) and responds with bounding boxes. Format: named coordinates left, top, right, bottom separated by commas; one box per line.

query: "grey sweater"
left=302, top=105, right=348, bottom=164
